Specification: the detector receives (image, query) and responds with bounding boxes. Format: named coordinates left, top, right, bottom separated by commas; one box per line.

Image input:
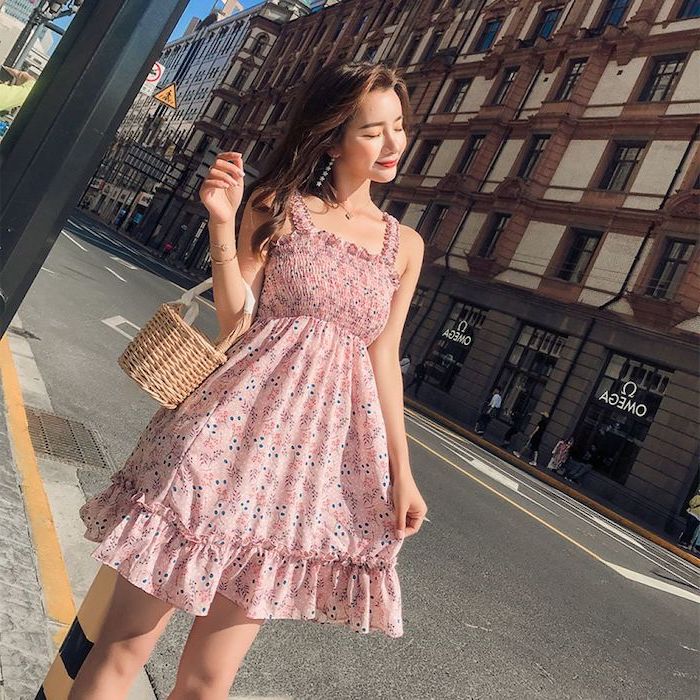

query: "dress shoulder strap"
left=380, top=213, right=400, bottom=269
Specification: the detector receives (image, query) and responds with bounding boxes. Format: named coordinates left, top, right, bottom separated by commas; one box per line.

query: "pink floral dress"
left=79, top=189, right=406, bottom=637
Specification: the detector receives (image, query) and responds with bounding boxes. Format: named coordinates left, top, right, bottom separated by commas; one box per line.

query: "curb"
left=403, top=396, right=700, bottom=568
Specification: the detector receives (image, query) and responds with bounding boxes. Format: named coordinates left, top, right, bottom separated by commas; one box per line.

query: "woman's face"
left=332, top=88, right=407, bottom=185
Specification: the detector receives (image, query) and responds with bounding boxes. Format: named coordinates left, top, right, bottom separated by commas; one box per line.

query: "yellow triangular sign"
left=153, top=83, right=177, bottom=109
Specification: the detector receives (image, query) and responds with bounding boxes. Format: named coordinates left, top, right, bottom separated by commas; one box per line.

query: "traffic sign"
left=140, top=61, right=164, bottom=97
left=153, top=83, right=177, bottom=109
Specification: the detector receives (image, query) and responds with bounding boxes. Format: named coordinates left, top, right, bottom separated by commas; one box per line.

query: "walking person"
left=475, top=387, right=502, bottom=435
left=547, top=436, right=574, bottom=473
left=404, top=359, right=426, bottom=397
left=514, top=411, right=550, bottom=466
left=500, top=405, right=524, bottom=449
left=71, top=61, right=428, bottom=699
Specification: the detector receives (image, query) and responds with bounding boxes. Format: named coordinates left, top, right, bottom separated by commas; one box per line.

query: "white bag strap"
left=179, top=277, right=256, bottom=326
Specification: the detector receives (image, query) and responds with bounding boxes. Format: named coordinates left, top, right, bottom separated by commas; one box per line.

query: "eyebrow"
left=358, top=115, right=404, bottom=129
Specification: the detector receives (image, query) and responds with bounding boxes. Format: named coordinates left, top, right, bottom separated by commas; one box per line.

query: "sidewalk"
left=0, top=316, right=156, bottom=699
left=403, top=394, right=700, bottom=568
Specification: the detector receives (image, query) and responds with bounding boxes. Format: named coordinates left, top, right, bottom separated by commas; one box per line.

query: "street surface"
left=10, top=214, right=700, bottom=699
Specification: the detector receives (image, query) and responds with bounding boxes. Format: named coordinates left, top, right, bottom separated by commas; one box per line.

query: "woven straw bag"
left=118, top=277, right=256, bottom=409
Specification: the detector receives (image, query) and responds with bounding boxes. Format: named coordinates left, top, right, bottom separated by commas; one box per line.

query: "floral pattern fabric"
left=79, top=189, right=406, bottom=637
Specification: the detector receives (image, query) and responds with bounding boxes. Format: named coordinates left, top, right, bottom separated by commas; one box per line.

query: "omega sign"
left=598, top=381, right=648, bottom=417
left=441, top=318, right=473, bottom=347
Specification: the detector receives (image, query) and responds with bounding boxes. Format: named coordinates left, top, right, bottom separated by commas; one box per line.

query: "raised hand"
left=198, top=151, right=246, bottom=224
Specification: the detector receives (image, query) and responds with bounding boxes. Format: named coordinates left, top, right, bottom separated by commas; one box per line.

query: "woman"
left=71, top=61, right=428, bottom=699
left=514, top=411, right=550, bottom=466
left=547, top=437, right=574, bottom=473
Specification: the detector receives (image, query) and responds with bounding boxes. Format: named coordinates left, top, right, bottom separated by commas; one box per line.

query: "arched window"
left=251, top=33, right=269, bottom=57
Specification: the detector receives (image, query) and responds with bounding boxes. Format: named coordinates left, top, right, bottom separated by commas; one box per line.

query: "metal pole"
left=0, top=0, right=189, bottom=337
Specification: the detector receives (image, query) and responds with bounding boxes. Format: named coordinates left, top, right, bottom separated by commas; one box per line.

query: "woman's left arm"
left=367, top=225, right=427, bottom=538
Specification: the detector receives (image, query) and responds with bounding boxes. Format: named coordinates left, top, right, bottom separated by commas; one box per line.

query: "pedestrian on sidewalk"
left=404, top=359, right=426, bottom=397
left=475, top=387, right=502, bottom=435
left=71, top=61, right=427, bottom=698
left=501, top=405, right=524, bottom=449
left=514, top=411, right=549, bottom=466
left=547, top=436, right=574, bottom=473
left=678, top=490, right=700, bottom=549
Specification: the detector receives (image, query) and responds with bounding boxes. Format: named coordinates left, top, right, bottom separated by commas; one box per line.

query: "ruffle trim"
left=79, top=474, right=404, bottom=637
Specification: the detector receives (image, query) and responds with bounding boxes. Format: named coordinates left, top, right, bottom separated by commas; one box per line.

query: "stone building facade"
left=102, top=0, right=700, bottom=534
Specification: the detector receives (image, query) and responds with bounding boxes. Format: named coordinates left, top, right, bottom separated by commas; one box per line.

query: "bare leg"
left=168, top=593, right=265, bottom=700
left=68, top=574, right=175, bottom=699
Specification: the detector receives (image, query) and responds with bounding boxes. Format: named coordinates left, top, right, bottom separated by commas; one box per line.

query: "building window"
left=443, top=78, right=471, bottom=112
left=424, top=301, right=487, bottom=391
left=423, top=30, right=444, bottom=61
left=251, top=33, right=269, bottom=57
left=573, top=354, right=672, bottom=484
left=457, top=134, right=485, bottom=174
left=556, top=229, right=602, bottom=283
left=479, top=213, right=511, bottom=258
left=354, top=13, right=369, bottom=34
left=232, top=67, right=250, bottom=90
left=645, top=238, right=695, bottom=299
left=401, top=33, right=422, bottom=65
left=599, top=142, right=646, bottom=191
left=364, top=44, right=379, bottom=62
left=474, top=18, right=502, bottom=52
left=517, top=135, right=549, bottom=179
left=388, top=200, right=409, bottom=221
left=532, top=6, right=563, bottom=39
left=639, top=54, right=686, bottom=102
left=290, top=61, right=307, bottom=83
left=496, top=325, right=567, bottom=425
left=555, top=58, right=587, bottom=101
left=678, top=0, right=700, bottom=18
left=412, top=139, right=441, bottom=174
left=595, top=0, right=630, bottom=30
left=491, top=67, right=518, bottom=105
left=418, top=203, right=449, bottom=244
left=332, top=21, right=345, bottom=41
left=408, top=286, right=428, bottom=324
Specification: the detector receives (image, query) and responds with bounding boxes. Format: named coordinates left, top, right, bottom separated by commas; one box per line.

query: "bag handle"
left=178, top=277, right=256, bottom=333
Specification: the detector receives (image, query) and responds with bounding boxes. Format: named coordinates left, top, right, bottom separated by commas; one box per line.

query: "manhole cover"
left=25, top=408, right=113, bottom=470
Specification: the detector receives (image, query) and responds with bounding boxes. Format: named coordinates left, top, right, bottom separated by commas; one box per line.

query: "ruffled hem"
left=79, top=476, right=404, bottom=638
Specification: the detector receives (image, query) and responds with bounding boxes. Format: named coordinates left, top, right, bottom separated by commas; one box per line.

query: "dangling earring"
left=315, top=154, right=336, bottom=188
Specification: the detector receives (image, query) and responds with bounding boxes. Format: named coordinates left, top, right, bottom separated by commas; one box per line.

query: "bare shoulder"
left=397, top=223, right=425, bottom=273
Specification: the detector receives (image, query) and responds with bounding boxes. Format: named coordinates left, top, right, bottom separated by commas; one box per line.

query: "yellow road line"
left=406, top=431, right=605, bottom=563
left=0, top=336, right=76, bottom=648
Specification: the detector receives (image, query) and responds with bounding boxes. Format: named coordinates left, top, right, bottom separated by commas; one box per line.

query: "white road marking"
left=40, top=267, right=55, bottom=274
left=61, top=230, right=87, bottom=251
left=110, top=255, right=138, bottom=270
left=102, top=315, right=140, bottom=340
left=680, top=644, right=699, bottom=653
left=589, top=514, right=645, bottom=549
left=104, top=266, right=127, bottom=282
left=604, top=562, right=700, bottom=604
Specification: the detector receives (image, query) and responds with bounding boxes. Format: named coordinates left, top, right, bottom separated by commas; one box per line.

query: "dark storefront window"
left=496, top=325, right=567, bottom=424
left=424, top=301, right=487, bottom=391
left=556, top=58, right=587, bottom=101
left=573, top=354, right=673, bottom=484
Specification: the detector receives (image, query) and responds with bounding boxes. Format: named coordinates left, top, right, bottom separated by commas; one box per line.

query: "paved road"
left=12, top=216, right=700, bottom=699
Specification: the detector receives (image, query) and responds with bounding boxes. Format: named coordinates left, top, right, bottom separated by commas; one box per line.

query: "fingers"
left=212, top=159, right=244, bottom=177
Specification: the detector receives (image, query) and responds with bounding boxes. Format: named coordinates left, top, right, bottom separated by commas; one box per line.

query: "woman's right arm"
left=208, top=192, right=268, bottom=339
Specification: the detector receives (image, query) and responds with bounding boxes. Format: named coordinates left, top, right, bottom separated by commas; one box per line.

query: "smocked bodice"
left=255, top=189, right=401, bottom=346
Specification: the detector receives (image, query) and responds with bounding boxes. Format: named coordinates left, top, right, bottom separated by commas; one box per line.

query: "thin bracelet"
left=210, top=241, right=234, bottom=251
left=211, top=253, right=238, bottom=264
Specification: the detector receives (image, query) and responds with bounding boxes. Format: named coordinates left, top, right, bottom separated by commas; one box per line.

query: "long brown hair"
left=246, top=60, right=412, bottom=260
